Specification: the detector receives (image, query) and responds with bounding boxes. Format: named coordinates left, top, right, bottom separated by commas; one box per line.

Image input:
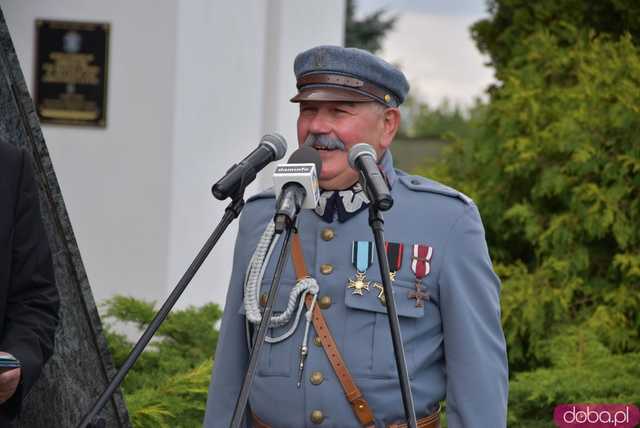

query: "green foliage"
left=415, top=5, right=640, bottom=424
left=102, top=296, right=222, bottom=427
left=345, top=0, right=397, bottom=53
left=439, top=31, right=640, bottom=365
left=472, top=0, right=640, bottom=78
left=509, top=351, right=640, bottom=427
left=125, top=360, right=213, bottom=428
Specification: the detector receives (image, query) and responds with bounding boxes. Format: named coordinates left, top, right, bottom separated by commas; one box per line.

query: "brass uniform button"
left=310, top=410, right=325, bottom=424
left=259, top=293, right=268, bottom=306
left=320, top=264, right=334, bottom=275
left=321, top=228, right=335, bottom=241
left=309, top=371, right=324, bottom=385
left=318, top=295, right=332, bottom=309
left=313, top=336, right=322, bottom=347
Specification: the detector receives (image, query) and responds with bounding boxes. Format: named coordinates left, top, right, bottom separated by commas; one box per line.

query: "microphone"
left=272, top=146, right=322, bottom=233
left=212, top=133, right=288, bottom=200
left=348, top=143, right=393, bottom=211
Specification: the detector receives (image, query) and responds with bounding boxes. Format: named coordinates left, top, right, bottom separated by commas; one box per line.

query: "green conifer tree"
left=103, top=296, right=222, bottom=427
left=344, top=0, right=397, bottom=53
left=421, top=2, right=640, bottom=425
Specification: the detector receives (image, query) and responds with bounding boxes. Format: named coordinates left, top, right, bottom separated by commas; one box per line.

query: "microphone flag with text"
left=212, top=133, right=288, bottom=200
left=348, top=143, right=393, bottom=211
left=273, top=146, right=322, bottom=233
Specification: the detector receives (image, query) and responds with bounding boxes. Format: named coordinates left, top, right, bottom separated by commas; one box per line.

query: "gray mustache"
left=303, top=134, right=346, bottom=151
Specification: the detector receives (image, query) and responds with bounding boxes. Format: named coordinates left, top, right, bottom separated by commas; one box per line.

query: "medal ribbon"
left=352, top=241, right=373, bottom=272
left=410, top=244, right=433, bottom=279
left=384, top=242, right=404, bottom=273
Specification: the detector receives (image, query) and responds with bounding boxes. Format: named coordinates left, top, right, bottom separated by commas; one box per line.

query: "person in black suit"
left=0, top=141, right=59, bottom=424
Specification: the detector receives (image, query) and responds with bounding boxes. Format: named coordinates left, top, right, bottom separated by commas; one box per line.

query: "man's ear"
left=380, top=107, right=401, bottom=150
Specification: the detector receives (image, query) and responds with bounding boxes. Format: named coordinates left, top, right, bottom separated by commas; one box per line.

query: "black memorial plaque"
left=34, top=19, right=109, bottom=127
left=0, top=8, right=129, bottom=428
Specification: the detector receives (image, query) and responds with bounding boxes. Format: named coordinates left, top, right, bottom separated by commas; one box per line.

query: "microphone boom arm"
left=368, top=206, right=418, bottom=428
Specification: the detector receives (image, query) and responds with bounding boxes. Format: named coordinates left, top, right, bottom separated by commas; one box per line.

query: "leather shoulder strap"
left=291, top=233, right=309, bottom=278
left=291, top=233, right=376, bottom=428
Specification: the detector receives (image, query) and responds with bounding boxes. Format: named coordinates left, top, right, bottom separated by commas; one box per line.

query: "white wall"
left=2, top=0, right=179, bottom=304
left=165, top=1, right=269, bottom=310
left=168, top=0, right=346, bottom=308
left=1, top=0, right=345, bottom=309
left=261, top=0, right=347, bottom=153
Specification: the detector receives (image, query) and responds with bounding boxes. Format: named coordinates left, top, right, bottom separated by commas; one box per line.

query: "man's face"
left=297, top=100, right=391, bottom=190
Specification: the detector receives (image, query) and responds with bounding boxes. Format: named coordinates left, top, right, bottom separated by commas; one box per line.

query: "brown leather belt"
left=251, top=411, right=440, bottom=428
left=388, top=408, right=441, bottom=428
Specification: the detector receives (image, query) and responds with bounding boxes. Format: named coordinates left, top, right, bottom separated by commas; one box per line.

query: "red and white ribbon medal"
left=409, top=244, right=432, bottom=307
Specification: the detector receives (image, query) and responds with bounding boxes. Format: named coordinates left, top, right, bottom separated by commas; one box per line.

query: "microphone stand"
left=367, top=202, right=418, bottom=428
left=230, top=222, right=295, bottom=428
left=77, top=193, right=247, bottom=428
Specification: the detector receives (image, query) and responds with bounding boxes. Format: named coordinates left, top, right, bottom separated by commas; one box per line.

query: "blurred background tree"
left=416, top=0, right=640, bottom=426
left=344, top=0, right=396, bottom=53
left=471, top=0, right=640, bottom=79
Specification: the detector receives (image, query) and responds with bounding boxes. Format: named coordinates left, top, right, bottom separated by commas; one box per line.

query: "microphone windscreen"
left=261, top=133, right=288, bottom=160
left=288, top=146, right=322, bottom=175
left=348, top=143, right=377, bottom=168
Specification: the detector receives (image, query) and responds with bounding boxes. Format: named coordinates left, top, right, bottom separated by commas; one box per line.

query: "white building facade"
left=2, top=0, right=345, bottom=308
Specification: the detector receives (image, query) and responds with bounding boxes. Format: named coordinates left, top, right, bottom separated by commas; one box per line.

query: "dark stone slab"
left=0, top=8, right=131, bottom=428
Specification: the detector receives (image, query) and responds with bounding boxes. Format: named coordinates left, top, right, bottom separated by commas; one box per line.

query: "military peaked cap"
left=291, top=45, right=409, bottom=107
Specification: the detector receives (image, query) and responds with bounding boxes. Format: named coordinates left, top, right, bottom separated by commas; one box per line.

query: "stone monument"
left=0, top=8, right=130, bottom=428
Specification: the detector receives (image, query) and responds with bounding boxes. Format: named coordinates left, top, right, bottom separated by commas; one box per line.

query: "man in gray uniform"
left=205, top=45, right=508, bottom=428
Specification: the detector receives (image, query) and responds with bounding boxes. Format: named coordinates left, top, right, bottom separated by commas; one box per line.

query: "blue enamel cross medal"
left=348, top=241, right=373, bottom=295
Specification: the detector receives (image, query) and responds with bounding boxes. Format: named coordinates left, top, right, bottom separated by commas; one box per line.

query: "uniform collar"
left=314, top=149, right=396, bottom=223
left=379, top=149, right=398, bottom=188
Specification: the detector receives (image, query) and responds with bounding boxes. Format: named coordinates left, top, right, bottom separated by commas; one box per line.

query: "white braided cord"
left=243, top=221, right=319, bottom=348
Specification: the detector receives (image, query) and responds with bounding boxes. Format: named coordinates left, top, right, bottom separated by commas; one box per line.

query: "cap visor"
left=290, top=86, right=374, bottom=103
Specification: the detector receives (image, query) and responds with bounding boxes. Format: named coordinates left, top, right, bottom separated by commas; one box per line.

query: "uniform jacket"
left=205, top=151, right=508, bottom=428
left=0, top=142, right=59, bottom=423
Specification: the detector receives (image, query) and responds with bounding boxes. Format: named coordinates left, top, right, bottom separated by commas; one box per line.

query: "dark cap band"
left=293, top=73, right=398, bottom=106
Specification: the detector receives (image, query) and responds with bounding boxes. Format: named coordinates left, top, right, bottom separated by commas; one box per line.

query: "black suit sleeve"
left=0, top=148, right=59, bottom=418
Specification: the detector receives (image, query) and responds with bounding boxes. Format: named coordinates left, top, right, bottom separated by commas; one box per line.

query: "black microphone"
left=212, top=133, right=288, bottom=200
left=348, top=143, right=393, bottom=211
left=273, top=146, right=322, bottom=233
